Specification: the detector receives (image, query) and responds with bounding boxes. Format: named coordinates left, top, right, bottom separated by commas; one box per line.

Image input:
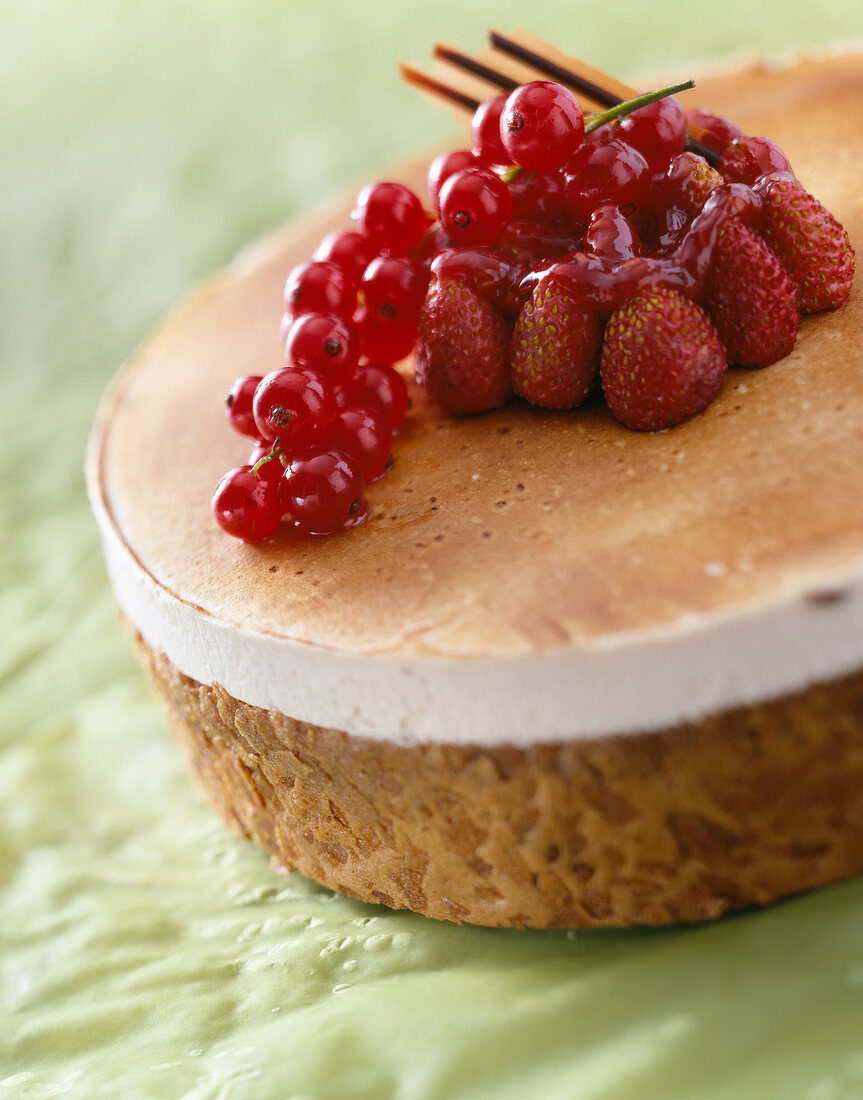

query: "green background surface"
left=4, top=2, right=863, bottom=1097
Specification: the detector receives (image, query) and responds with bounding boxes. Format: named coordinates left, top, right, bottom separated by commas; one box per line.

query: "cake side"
left=135, top=632, right=863, bottom=928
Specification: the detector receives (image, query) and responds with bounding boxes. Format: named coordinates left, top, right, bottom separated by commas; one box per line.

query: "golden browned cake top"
left=93, top=53, right=863, bottom=660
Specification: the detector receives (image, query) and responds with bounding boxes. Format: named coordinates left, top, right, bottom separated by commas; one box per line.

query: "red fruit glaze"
left=252, top=367, right=336, bottom=446
left=416, top=277, right=513, bottom=415
left=284, top=260, right=356, bottom=319
left=438, top=168, right=514, bottom=246
left=211, top=465, right=284, bottom=543
left=565, top=140, right=651, bottom=222
left=601, top=286, right=726, bottom=431
left=282, top=448, right=366, bottom=534
left=338, top=362, right=409, bottom=429
left=283, top=311, right=358, bottom=383
left=225, top=374, right=264, bottom=439
left=703, top=215, right=799, bottom=367
left=508, top=169, right=570, bottom=223
left=471, top=94, right=510, bottom=168
left=584, top=204, right=641, bottom=262
left=500, top=81, right=585, bottom=172
left=352, top=181, right=429, bottom=255
left=325, top=405, right=392, bottom=482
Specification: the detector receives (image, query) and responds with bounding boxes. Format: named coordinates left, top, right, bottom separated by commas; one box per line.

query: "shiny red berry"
left=283, top=312, right=358, bottom=383
left=438, top=168, right=514, bottom=246
left=471, top=94, right=510, bottom=168
left=427, top=149, right=478, bottom=212
left=211, top=465, right=284, bottom=543
left=252, top=367, right=336, bottom=446
left=224, top=375, right=264, bottom=439
left=338, top=362, right=409, bottom=429
left=564, top=139, right=650, bottom=222
left=617, top=96, right=686, bottom=172
left=361, top=256, right=428, bottom=322
left=313, top=231, right=378, bottom=284
left=500, top=81, right=585, bottom=171
left=282, top=448, right=366, bottom=534
left=324, top=405, right=392, bottom=482
left=352, top=305, right=417, bottom=364
left=283, top=260, right=356, bottom=319
left=351, top=182, right=429, bottom=255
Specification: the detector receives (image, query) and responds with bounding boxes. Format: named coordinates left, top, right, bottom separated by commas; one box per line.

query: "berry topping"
left=312, top=231, right=377, bottom=283
left=757, top=178, right=855, bottom=314
left=718, top=136, right=793, bottom=186
left=616, top=95, right=686, bottom=172
left=351, top=182, right=429, bottom=255
left=499, top=81, right=585, bottom=172
left=471, top=94, right=510, bottom=168
left=352, top=305, right=417, bottom=364
left=338, top=362, right=409, bottom=429
left=325, top=405, right=392, bottom=482
left=438, top=168, right=514, bottom=246
left=361, top=255, right=428, bottom=323
left=427, top=149, right=478, bottom=212
left=601, top=286, right=727, bottom=431
left=252, top=367, right=336, bottom=446
left=283, top=311, right=358, bottom=382
left=509, top=271, right=602, bottom=409
left=564, top=139, right=651, bottom=223
left=282, top=449, right=366, bottom=534
left=703, top=216, right=799, bottom=367
left=284, top=260, right=356, bottom=319
left=212, top=465, right=284, bottom=543
left=416, top=277, right=512, bottom=415
left=224, top=374, right=264, bottom=439
left=684, top=107, right=743, bottom=154
left=584, top=204, right=641, bottom=262
left=656, top=152, right=723, bottom=217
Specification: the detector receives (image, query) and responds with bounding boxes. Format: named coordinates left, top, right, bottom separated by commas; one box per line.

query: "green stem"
left=251, top=440, right=282, bottom=476
left=584, top=79, right=695, bottom=134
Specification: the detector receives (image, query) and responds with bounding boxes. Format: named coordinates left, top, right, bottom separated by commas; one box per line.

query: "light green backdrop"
left=3, top=2, right=863, bottom=1097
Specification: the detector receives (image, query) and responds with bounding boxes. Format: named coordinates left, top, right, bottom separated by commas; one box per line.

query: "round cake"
left=88, top=52, right=863, bottom=928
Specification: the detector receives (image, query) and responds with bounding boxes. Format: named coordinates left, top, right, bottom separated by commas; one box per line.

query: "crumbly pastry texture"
left=137, top=633, right=863, bottom=929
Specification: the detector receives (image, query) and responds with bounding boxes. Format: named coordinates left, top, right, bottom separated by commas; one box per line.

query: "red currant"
left=252, top=367, right=336, bottom=446
left=324, top=405, right=392, bottom=482
left=282, top=449, right=366, bottom=534
left=617, top=96, right=686, bottom=172
left=500, top=81, right=585, bottom=172
left=211, top=465, right=284, bottom=543
left=283, top=260, right=356, bottom=319
left=313, top=231, right=378, bottom=284
left=283, top=312, right=358, bottom=383
left=508, top=170, right=569, bottom=223
left=338, top=362, right=409, bottom=429
left=361, top=256, right=428, bottom=322
left=352, top=305, right=417, bottom=364
left=685, top=107, right=743, bottom=154
left=471, top=94, right=510, bottom=168
left=438, top=168, right=514, bottom=246
left=224, top=375, right=264, bottom=439
left=564, top=139, right=650, bottom=222
left=430, top=246, right=530, bottom=316
left=427, top=149, right=478, bottom=213
left=351, top=182, right=429, bottom=255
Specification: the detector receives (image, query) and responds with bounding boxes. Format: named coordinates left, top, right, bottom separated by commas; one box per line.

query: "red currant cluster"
left=213, top=183, right=425, bottom=543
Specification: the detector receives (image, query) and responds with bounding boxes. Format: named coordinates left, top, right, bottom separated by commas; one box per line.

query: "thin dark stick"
left=489, top=30, right=622, bottom=108
left=433, top=45, right=519, bottom=93
left=398, top=63, right=479, bottom=112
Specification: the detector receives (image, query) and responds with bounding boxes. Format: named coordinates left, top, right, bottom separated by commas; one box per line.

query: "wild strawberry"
left=415, top=277, right=512, bottom=415
left=601, top=286, right=726, bottom=431
left=718, top=136, right=793, bottom=186
left=703, top=216, right=799, bottom=367
left=657, top=152, right=724, bottom=217
left=756, top=178, right=855, bottom=314
left=509, top=272, right=602, bottom=409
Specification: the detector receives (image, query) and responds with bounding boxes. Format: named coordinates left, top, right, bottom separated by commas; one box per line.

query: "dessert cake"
left=88, top=49, right=863, bottom=928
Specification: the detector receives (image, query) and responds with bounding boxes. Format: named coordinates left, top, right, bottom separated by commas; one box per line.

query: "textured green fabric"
left=4, top=3, right=863, bottom=1097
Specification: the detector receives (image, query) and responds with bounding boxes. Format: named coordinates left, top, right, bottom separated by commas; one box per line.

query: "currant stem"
left=584, top=79, right=695, bottom=134
left=251, top=441, right=283, bottom=476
